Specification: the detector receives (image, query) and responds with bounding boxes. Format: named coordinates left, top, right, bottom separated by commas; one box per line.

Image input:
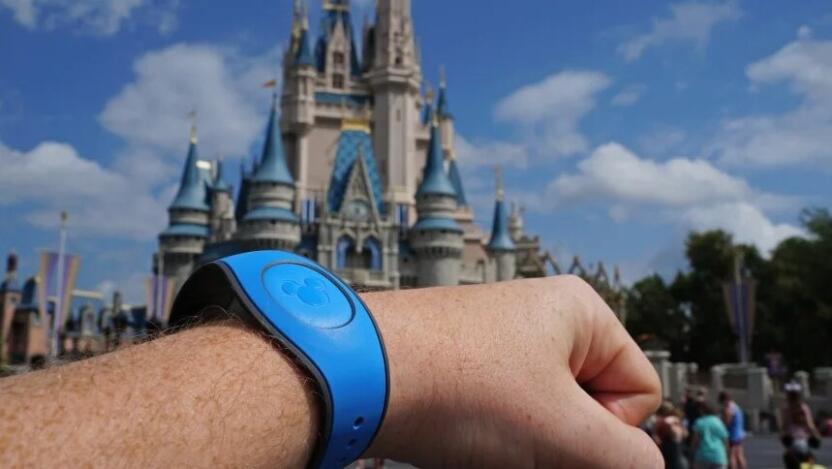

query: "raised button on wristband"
left=262, top=262, right=355, bottom=329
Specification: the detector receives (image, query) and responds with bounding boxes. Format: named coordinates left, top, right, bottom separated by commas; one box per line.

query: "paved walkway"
left=746, top=435, right=832, bottom=469
left=362, top=436, right=832, bottom=468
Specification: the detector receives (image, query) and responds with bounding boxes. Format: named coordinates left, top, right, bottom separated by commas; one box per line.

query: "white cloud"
left=99, top=43, right=280, bottom=158
left=618, top=0, right=741, bottom=61
left=611, top=84, right=647, bottom=107
left=0, top=141, right=168, bottom=240
left=1, top=0, right=36, bottom=27
left=708, top=31, right=832, bottom=167
left=494, top=70, right=611, bottom=157
left=455, top=134, right=529, bottom=169
left=545, top=142, right=801, bottom=254
left=685, top=202, right=804, bottom=253
left=0, top=41, right=280, bottom=243
left=0, top=0, right=180, bottom=36
left=550, top=142, right=753, bottom=206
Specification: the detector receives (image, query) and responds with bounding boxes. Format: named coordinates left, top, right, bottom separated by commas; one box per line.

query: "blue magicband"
left=168, top=250, right=389, bottom=469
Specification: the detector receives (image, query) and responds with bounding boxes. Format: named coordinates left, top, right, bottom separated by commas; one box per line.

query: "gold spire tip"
left=188, top=110, right=198, bottom=144
left=495, top=166, right=504, bottom=201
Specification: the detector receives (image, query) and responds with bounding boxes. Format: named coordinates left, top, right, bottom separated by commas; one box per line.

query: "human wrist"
left=360, top=288, right=449, bottom=460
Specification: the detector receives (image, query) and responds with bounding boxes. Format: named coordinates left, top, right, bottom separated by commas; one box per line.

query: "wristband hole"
left=353, top=417, right=364, bottom=429
left=347, top=438, right=357, bottom=448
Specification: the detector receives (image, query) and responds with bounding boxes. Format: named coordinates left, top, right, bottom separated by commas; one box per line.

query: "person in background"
left=691, top=401, right=729, bottom=469
left=782, top=381, right=823, bottom=469
left=655, top=401, right=689, bottom=469
left=718, top=391, right=747, bottom=469
left=685, top=389, right=705, bottom=431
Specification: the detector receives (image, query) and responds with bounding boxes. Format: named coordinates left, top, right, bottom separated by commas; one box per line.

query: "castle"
left=0, top=1, right=626, bottom=369
left=157, top=0, right=556, bottom=295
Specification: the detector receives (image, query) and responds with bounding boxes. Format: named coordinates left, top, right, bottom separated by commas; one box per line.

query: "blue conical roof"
left=170, top=136, right=209, bottom=211
left=448, top=158, right=467, bottom=206
left=212, top=160, right=231, bottom=192
left=235, top=162, right=251, bottom=222
left=437, top=86, right=451, bottom=118
left=421, top=97, right=433, bottom=126
left=417, top=120, right=457, bottom=197
left=488, top=196, right=515, bottom=251
left=252, top=96, right=294, bottom=185
left=295, top=27, right=315, bottom=67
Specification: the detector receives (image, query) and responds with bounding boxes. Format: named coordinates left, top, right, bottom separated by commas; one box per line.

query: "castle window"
left=333, top=51, right=345, bottom=67
left=302, top=198, right=317, bottom=224
left=332, top=73, right=345, bottom=89
left=336, top=235, right=355, bottom=270
left=363, top=237, right=382, bottom=271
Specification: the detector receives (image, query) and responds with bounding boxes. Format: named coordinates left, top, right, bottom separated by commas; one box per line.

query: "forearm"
left=0, top=323, right=318, bottom=468
left=0, top=276, right=660, bottom=468
left=0, top=286, right=440, bottom=468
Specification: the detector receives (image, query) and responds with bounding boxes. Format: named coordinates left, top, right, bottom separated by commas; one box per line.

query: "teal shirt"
left=693, top=415, right=729, bottom=465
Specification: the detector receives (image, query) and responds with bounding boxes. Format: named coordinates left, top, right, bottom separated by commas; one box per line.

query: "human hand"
left=364, top=275, right=662, bottom=468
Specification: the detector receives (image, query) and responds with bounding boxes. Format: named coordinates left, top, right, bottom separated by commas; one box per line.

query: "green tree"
left=625, top=274, right=688, bottom=358
left=671, top=231, right=741, bottom=366
left=762, top=208, right=832, bottom=370
left=626, top=209, right=832, bottom=371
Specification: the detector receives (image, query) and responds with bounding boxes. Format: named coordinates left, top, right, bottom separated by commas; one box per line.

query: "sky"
left=1, top=0, right=831, bottom=304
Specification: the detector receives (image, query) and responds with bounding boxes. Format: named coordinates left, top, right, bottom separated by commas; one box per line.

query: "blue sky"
left=1, top=0, right=831, bottom=303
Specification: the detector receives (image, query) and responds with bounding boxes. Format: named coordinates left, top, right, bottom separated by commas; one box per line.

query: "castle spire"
left=447, top=152, right=467, bottom=207
left=252, top=93, right=294, bottom=185
left=416, top=114, right=457, bottom=197
left=495, top=166, right=504, bottom=201
left=212, top=159, right=231, bottom=193
left=170, top=122, right=209, bottom=211
left=437, top=65, right=451, bottom=118
left=0, top=251, right=20, bottom=293
left=188, top=110, right=198, bottom=144
left=293, top=1, right=314, bottom=67
left=488, top=166, right=514, bottom=251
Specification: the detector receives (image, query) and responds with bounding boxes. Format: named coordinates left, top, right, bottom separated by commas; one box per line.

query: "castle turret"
left=208, top=160, right=235, bottom=243
left=410, top=116, right=463, bottom=287
left=1, top=252, right=22, bottom=364
left=237, top=93, right=301, bottom=250
left=159, top=124, right=210, bottom=281
left=234, top=161, right=251, bottom=223
left=487, top=168, right=516, bottom=282
left=315, top=0, right=361, bottom=89
left=508, top=202, right=524, bottom=242
left=437, top=66, right=456, bottom=159
left=368, top=0, right=422, bottom=214
left=282, top=1, right=317, bottom=211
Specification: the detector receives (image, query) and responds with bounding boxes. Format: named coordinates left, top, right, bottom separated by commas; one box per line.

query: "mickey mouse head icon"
left=281, top=277, right=329, bottom=306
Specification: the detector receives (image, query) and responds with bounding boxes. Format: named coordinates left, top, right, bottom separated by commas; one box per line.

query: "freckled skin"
left=0, top=276, right=661, bottom=468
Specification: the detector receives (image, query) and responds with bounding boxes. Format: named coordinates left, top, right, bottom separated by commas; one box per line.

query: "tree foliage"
left=626, top=208, right=832, bottom=371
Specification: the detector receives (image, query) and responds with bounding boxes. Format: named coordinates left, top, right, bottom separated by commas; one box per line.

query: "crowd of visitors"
left=646, top=383, right=826, bottom=469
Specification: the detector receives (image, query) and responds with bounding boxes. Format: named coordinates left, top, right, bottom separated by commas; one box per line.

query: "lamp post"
left=51, top=211, right=68, bottom=359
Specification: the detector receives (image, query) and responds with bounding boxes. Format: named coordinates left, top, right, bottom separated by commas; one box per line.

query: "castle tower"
left=6, top=276, right=47, bottom=365
left=159, top=124, right=210, bottom=281
left=410, top=116, right=463, bottom=287
left=508, top=202, right=524, bottom=242
left=0, top=252, right=22, bottom=363
left=208, top=160, right=235, bottom=243
left=236, top=93, right=301, bottom=250
left=487, top=169, right=516, bottom=282
left=368, top=0, right=422, bottom=213
left=316, top=0, right=361, bottom=89
left=282, top=1, right=318, bottom=207
left=437, top=66, right=455, bottom=158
